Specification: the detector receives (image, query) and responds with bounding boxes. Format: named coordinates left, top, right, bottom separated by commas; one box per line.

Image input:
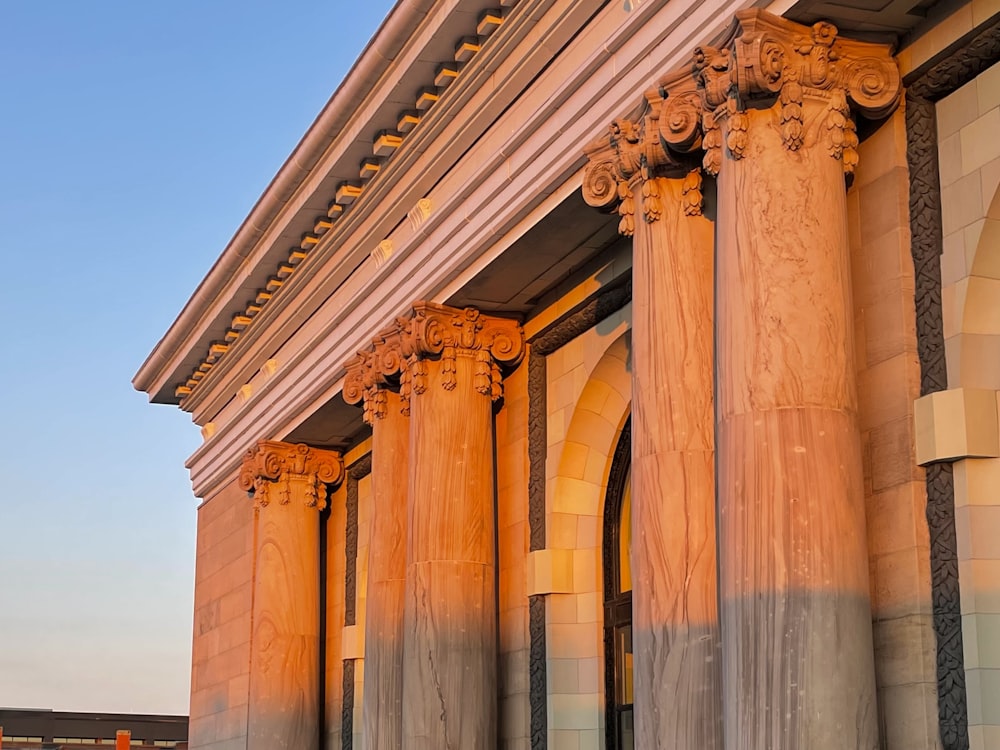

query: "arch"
left=547, top=328, right=631, bottom=551
left=543, top=320, right=632, bottom=745
left=949, top=183, right=1000, bottom=389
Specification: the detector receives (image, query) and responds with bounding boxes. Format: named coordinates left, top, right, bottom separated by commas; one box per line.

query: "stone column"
left=398, top=303, right=524, bottom=750
left=584, top=87, right=723, bottom=749
left=691, top=12, right=900, bottom=750
left=344, top=326, right=410, bottom=750
left=631, top=174, right=722, bottom=748
left=240, top=440, right=345, bottom=750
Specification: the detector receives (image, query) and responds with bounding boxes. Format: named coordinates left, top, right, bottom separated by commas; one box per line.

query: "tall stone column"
left=584, top=84, right=723, bottom=750
left=239, top=440, right=345, bottom=750
left=690, top=12, right=900, bottom=750
left=344, top=325, right=410, bottom=750
left=398, top=302, right=524, bottom=750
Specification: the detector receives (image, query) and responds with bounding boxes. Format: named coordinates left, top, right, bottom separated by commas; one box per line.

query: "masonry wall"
left=936, top=57, right=1000, bottom=750
left=496, top=357, right=532, bottom=750
left=847, top=104, right=942, bottom=750
left=189, top=478, right=254, bottom=750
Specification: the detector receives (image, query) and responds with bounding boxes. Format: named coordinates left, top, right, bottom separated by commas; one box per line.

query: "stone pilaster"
left=398, top=302, right=524, bottom=750
left=344, top=325, right=410, bottom=750
left=239, top=440, right=345, bottom=750
left=584, top=83, right=722, bottom=750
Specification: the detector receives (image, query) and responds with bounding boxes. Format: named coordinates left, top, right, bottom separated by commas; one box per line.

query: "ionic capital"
left=343, top=322, right=406, bottom=424
left=583, top=9, right=901, bottom=230
left=398, top=302, right=524, bottom=406
left=682, top=11, right=899, bottom=173
left=238, top=440, right=345, bottom=510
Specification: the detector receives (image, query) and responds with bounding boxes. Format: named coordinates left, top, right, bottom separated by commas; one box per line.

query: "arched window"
left=603, top=418, right=633, bottom=750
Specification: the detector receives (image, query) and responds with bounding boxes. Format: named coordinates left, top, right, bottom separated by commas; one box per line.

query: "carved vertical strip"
left=341, top=659, right=354, bottom=750
left=344, top=476, right=359, bottom=628
left=906, top=94, right=948, bottom=398
left=527, top=348, right=547, bottom=553
left=528, top=595, right=547, bottom=750
left=344, top=456, right=372, bottom=629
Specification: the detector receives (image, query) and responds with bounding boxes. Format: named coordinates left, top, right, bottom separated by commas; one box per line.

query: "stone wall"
left=936, top=57, right=1000, bottom=750
left=189, top=478, right=254, bottom=750
left=848, top=104, right=943, bottom=750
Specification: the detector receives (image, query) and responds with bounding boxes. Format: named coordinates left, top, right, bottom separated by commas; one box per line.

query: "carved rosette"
left=343, top=323, right=406, bottom=424
left=238, top=440, right=344, bottom=510
left=398, top=302, right=524, bottom=404
left=583, top=9, right=901, bottom=222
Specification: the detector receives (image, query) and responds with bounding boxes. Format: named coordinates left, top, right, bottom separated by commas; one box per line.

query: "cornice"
left=133, top=0, right=512, bottom=405
left=184, top=0, right=743, bottom=499
left=181, top=0, right=599, bottom=426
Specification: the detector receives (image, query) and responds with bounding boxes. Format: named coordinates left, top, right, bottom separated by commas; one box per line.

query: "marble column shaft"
left=397, top=303, right=523, bottom=750
left=402, top=352, right=496, bottom=750
left=240, top=441, right=344, bottom=750
left=362, top=389, right=409, bottom=750
left=714, top=95, right=879, bottom=750
left=631, top=175, right=723, bottom=749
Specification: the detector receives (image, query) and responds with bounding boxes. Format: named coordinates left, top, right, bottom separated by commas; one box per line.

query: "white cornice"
left=183, top=0, right=751, bottom=498
left=182, top=0, right=576, bottom=424
left=133, top=0, right=479, bottom=403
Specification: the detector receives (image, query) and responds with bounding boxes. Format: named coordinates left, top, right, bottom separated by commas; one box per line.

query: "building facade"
left=134, top=1, right=1000, bottom=748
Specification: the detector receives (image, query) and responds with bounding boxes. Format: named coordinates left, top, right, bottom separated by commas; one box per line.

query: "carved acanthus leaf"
left=342, top=323, right=406, bottom=423
left=238, top=440, right=344, bottom=510
left=681, top=169, right=704, bottom=216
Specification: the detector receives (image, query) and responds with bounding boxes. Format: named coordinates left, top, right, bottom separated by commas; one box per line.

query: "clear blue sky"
left=0, top=0, right=395, bottom=715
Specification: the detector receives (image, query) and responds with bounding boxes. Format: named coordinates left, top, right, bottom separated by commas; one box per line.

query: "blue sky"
left=0, top=0, right=395, bottom=715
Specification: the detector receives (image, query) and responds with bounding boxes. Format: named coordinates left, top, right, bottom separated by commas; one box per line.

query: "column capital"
left=343, top=322, right=406, bottom=424
left=400, top=302, right=524, bottom=405
left=583, top=8, right=901, bottom=226
left=238, top=440, right=344, bottom=509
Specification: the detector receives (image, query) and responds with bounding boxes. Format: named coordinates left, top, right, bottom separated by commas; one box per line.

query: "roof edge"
left=132, top=0, right=430, bottom=397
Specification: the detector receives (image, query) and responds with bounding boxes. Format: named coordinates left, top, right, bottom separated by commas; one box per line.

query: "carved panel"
left=528, top=595, right=547, bottom=750
left=341, top=659, right=354, bottom=750
left=344, top=455, right=372, bottom=628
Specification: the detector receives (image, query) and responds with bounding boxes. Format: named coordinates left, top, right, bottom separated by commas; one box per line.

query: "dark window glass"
left=604, top=418, right=633, bottom=750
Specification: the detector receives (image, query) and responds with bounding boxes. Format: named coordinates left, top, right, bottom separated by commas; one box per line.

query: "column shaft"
left=631, top=175, right=722, bottom=749
left=362, top=390, right=409, bottom=750
left=248, top=481, right=321, bottom=750
left=241, top=441, right=343, bottom=750
left=402, top=353, right=497, bottom=750
left=715, top=102, right=878, bottom=750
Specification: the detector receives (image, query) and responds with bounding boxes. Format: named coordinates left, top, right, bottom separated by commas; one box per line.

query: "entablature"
left=180, top=0, right=749, bottom=499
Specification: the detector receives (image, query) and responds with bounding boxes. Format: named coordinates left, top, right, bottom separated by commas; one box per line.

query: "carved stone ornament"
left=343, top=322, right=406, bottom=425
left=583, top=9, right=901, bottom=229
left=238, top=440, right=345, bottom=510
left=399, top=302, right=525, bottom=406
left=343, top=303, right=525, bottom=416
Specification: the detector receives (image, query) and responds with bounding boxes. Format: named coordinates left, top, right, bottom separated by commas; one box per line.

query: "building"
left=133, top=0, right=1000, bottom=748
left=0, top=708, right=187, bottom=748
